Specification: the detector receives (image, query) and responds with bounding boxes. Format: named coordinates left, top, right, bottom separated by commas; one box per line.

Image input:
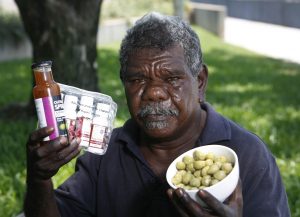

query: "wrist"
left=26, top=175, right=52, bottom=187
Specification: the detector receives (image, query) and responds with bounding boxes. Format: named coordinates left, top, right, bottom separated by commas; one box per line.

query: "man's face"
left=123, top=45, right=202, bottom=140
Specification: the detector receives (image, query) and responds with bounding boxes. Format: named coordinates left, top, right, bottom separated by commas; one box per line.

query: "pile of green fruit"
left=172, top=150, right=234, bottom=190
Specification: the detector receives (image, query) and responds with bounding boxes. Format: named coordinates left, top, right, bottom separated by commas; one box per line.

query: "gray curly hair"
left=119, top=12, right=203, bottom=80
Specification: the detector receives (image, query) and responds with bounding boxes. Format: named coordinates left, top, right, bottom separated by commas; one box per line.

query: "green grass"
left=0, top=26, right=299, bottom=217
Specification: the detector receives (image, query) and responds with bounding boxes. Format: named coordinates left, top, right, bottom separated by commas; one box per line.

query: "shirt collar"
left=116, top=119, right=146, bottom=163
left=197, top=102, right=231, bottom=145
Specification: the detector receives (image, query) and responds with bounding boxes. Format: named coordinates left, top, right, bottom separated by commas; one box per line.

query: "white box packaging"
left=59, top=83, right=117, bottom=155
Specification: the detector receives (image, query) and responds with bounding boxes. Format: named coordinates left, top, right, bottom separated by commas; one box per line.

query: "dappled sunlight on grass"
left=277, top=157, right=300, bottom=216
left=214, top=83, right=271, bottom=93
left=0, top=119, right=35, bottom=216
left=279, top=68, right=300, bottom=76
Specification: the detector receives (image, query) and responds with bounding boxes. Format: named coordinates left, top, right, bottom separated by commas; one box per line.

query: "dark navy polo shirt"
left=55, top=103, right=290, bottom=217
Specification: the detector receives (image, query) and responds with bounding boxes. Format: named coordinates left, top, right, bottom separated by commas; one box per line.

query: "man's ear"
left=197, top=64, right=208, bottom=103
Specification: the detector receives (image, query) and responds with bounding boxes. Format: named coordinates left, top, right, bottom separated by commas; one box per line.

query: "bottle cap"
left=31, top=60, right=52, bottom=70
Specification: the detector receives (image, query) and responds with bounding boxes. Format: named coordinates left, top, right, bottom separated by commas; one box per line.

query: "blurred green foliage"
left=0, top=26, right=299, bottom=217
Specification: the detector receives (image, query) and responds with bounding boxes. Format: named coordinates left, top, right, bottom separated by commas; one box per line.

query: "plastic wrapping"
left=59, top=83, right=117, bottom=155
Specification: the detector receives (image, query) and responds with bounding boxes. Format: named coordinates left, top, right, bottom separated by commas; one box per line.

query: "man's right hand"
left=26, top=126, right=81, bottom=181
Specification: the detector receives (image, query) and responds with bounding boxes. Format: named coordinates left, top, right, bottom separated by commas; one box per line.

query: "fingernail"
left=47, top=127, right=54, bottom=133
left=167, top=189, right=173, bottom=196
left=76, top=138, right=81, bottom=146
left=176, top=188, right=188, bottom=202
left=176, top=188, right=184, bottom=197
left=198, top=189, right=206, bottom=197
left=60, top=137, right=68, bottom=145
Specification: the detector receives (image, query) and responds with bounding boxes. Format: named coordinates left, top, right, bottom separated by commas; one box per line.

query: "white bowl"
left=166, top=144, right=239, bottom=205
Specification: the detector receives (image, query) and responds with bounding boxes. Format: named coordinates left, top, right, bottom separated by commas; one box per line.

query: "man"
left=24, top=12, right=290, bottom=217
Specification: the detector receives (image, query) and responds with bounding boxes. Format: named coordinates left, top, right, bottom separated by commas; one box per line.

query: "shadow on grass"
left=203, top=48, right=300, bottom=158
left=205, top=49, right=300, bottom=107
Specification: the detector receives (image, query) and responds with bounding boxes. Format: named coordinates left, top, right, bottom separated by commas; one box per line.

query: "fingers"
left=167, top=180, right=243, bottom=217
left=231, top=179, right=243, bottom=206
left=34, top=138, right=81, bottom=176
left=27, top=135, right=81, bottom=181
left=167, top=189, right=190, bottom=217
left=197, top=179, right=243, bottom=217
left=36, top=137, right=80, bottom=165
left=54, top=137, right=81, bottom=164
left=226, top=179, right=243, bottom=215
left=28, top=127, right=54, bottom=145
left=197, top=190, right=226, bottom=216
left=34, top=136, right=69, bottom=159
left=168, top=188, right=209, bottom=217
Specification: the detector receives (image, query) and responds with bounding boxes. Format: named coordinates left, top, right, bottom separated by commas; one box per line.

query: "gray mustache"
left=137, top=103, right=179, bottom=117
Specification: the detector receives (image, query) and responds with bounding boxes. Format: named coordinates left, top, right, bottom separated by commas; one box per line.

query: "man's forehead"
left=129, top=44, right=184, bottom=56
left=125, top=44, right=192, bottom=76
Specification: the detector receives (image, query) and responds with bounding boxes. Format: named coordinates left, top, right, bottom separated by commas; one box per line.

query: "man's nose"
left=142, top=82, right=168, bottom=102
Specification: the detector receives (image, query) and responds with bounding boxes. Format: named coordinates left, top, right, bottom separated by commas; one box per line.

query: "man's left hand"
left=167, top=179, right=243, bottom=217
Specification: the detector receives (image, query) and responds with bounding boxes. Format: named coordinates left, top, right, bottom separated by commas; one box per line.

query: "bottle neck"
left=33, top=67, right=55, bottom=85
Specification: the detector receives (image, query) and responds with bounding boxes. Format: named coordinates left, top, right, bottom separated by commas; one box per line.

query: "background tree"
left=173, top=0, right=184, bottom=18
left=14, top=0, right=103, bottom=114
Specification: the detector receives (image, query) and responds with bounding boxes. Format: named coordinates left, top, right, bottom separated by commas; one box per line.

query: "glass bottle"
left=32, top=60, right=67, bottom=141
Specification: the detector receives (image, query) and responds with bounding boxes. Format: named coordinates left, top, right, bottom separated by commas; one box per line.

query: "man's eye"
left=167, top=77, right=180, bottom=83
left=127, top=78, right=144, bottom=83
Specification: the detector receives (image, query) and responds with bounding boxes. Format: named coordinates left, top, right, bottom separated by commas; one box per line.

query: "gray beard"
left=137, top=102, right=179, bottom=129
left=145, top=120, right=168, bottom=129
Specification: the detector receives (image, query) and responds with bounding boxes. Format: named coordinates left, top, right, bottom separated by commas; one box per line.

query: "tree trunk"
left=14, top=0, right=103, bottom=115
left=173, top=0, right=184, bottom=19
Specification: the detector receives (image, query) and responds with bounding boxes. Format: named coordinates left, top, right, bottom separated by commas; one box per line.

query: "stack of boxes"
left=59, top=83, right=117, bottom=155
